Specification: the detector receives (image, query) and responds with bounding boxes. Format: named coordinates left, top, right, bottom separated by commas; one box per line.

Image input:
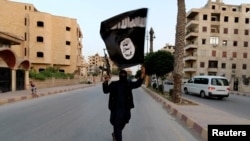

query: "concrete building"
left=184, top=0, right=250, bottom=91
left=0, top=0, right=87, bottom=92
left=160, top=43, right=175, bottom=54
left=0, top=31, right=30, bottom=92
left=87, top=53, right=118, bottom=76
left=87, top=53, right=104, bottom=75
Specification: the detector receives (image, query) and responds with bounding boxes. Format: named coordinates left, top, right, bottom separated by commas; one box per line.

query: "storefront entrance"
left=0, top=67, right=11, bottom=92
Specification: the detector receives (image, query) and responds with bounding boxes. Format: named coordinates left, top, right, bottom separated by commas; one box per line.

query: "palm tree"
left=173, top=0, right=186, bottom=103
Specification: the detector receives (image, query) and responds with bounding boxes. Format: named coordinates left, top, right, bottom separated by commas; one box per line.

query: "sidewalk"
left=142, top=86, right=250, bottom=141
left=0, top=84, right=249, bottom=141
left=0, top=84, right=94, bottom=105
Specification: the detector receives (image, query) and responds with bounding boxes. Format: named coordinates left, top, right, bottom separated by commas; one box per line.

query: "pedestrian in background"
left=102, top=65, right=145, bottom=141
left=30, top=81, right=36, bottom=95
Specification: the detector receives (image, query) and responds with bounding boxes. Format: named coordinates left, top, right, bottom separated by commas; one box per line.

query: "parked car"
left=163, top=80, right=173, bottom=92
left=183, top=75, right=230, bottom=99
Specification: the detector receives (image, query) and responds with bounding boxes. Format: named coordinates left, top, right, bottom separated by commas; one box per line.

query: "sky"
left=10, top=0, right=249, bottom=73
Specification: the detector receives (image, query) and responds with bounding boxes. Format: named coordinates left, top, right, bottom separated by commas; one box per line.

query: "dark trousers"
left=110, top=109, right=131, bottom=141
left=113, top=122, right=126, bottom=141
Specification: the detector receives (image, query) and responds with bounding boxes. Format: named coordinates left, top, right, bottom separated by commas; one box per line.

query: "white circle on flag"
left=120, top=38, right=135, bottom=60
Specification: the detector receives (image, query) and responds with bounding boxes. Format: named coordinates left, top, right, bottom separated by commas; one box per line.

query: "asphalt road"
left=0, top=84, right=202, bottom=141
left=182, top=93, right=250, bottom=119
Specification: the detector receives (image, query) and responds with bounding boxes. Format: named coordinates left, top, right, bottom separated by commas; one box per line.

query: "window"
left=246, top=8, right=250, bottom=13
left=232, top=8, right=237, bottom=12
left=202, top=39, right=206, bottom=45
left=37, top=21, right=44, bottom=27
left=234, top=17, right=239, bottom=23
left=212, top=5, right=216, bottom=10
left=222, top=7, right=226, bottom=11
left=221, top=63, right=226, bottom=69
left=39, top=68, right=45, bottom=72
left=245, top=18, right=249, bottom=24
left=222, top=52, right=227, bottom=57
left=222, top=40, right=227, bottom=46
left=211, top=78, right=229, bottom=86
left=202, top=26, right=207, bottom=32
left=245, top=30, right=249, bottom=35
left=233, top=41, right=238, bottom=47
left=234, top=29, right=238, bottom=34
left=37, top=36, right=43, bottom=42
left=65, top=55, right=70, bottom=59
left=37, top=52, right=44, bottom=57
left=212, top=50, right=216, bottom=57
left=242, top=64, right=247, bottom=70
left=210, top=37, right=219, bottom=46
left=232, top=52, right=237, bottom=58
left=244, top=41, right=248, bottom=47
left=25, top=48, right=27, bottom=56
left=208, top=61, right=218, bottom=68
left=203, top=15, right=207, bottom=20
left=223, top=28, right=228, bottom=34
left=224, top=16, right=228, bottom=22
left=194, top=78, right=209, bottom=84
left=200, top=62, right=205, bottom=68
left=243, top=53, right=248, bottom=58
left=211, top=14, right=220, bottom=22
left=211, top=28, right=217, bottom=33
left=25, top=33, right=27, bottom=41
left=66, top=41, right=71, bottom=45
left=232, top=64, right=236, bottom=69
left=24, top=18, right=27, bottom=26
left=66, top=26, right=71, bottom=31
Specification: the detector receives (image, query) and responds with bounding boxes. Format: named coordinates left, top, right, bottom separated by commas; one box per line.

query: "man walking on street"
left=102, top=65, right=145, bottom=141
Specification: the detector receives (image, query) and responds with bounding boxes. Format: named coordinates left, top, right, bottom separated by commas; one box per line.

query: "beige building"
left=184, top=0, right=250, bottom=91
left=0, top=31, right=30, bottom=92
left=160, top=43, right=175, bottom=54
left=87, top=53, right=104, bottom=75
left=87, top=53, right=118, bottom=76
left=0, top=0, right=87, bottom=91
left=0, top=0, right=85, bottom=73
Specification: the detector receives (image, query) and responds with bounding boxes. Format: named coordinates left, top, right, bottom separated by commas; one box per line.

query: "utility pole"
left=146, top=30, right=149, bottom=55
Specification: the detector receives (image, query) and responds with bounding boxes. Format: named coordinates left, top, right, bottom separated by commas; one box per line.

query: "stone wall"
left=30, top=78, right=81, bottom=89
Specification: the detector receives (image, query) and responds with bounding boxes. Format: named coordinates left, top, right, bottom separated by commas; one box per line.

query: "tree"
left=144, top=50, right=174, bottom=86
left=173, top=0, right=186, bottom=103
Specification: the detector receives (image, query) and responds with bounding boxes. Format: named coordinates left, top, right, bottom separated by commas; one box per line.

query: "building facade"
left=0, top=0, right=87, bottom=91
left=87, top=53, right=118, bottom=76
left=160, top=43, right=175, bottom=54
left=184, top=0, right=250, bottom=91
left=0, top=0, right=85, bottom=74
left=0, top=31, right=30, bottom=92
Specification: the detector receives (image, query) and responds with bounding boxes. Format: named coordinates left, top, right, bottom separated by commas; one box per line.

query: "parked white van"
left=183, top=76, right=230, bottom=99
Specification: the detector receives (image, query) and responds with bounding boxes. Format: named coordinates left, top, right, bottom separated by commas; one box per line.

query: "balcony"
left=183, top=66, right=197, bottom=72
left=183, top=53, right=197, bottom=61
left=187, top=10, right=199, bottom=19
left=185, top=43, right=198, bottom=51
left=185, top=30, right=198, bottom=40
left=186, top=20, right=199, bottom=29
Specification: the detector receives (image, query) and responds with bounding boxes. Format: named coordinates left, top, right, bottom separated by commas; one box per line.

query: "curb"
left=142, top=86, right=207, bottom=141
left=0, top=85, right=94, bottom=106
left=230, top=91, right=250, bottom=97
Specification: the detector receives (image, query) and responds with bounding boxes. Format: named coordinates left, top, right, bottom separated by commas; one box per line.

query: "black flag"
left=100, top=8, right=148, bottom=69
